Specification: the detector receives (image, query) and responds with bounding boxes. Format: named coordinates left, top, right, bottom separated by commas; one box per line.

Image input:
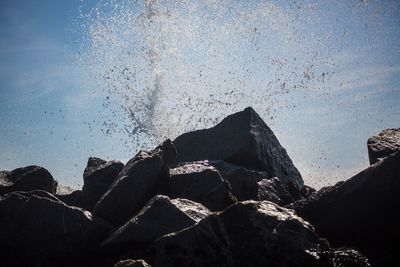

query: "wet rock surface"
left=153, top=200, right=369, bottom=267
left=82, top=157, right=124, bottom=210
left=367, top=128, right=400, bottom=165
left=1, top=108, right=396, bottom=266
left=93, top=139, right=176, bottom=227
left=174, top=107, right=304, bottom=189
left=168, top=162, right=236, bottom=211
left=0, top=165, right=57, bottom=196
left=103, top=195, right=210, bottom=247
left=290, top=150, right=400, bottom=264
left=0, top=190, right=111, bottom=266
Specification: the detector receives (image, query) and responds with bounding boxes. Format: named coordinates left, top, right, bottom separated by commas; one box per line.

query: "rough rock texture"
left=208, top=160, right=269, bottom=201
left=0, top=191, right=111, bottom=265
left=173, top=107, right=303, bottom=189
left=367, top=128, right=400, bottom=164
left=56, top=190, right=84, bottom=208
left=103, top=195, right=210, bottom=247
left=82, top=157, right=124, bottom=210
left=169, top=162, right=236, bottom=211
left=93, top=140, right=176, bottom=226
left=154, top=200, right=369, bottom=267
left=257, top=177, right=295, bottom=205
left=0, top=165, right=57, bottom=196
left=290, top=150, right=400, bottom=264
left=114, top=259, right=151, bottom=267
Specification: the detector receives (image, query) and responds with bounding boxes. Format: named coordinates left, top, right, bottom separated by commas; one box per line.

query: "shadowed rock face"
left=93, top=140, right=177, bottom=227
left=103, top=195, right=210, bottom=247
left=82, top=157, right=124, bottom=210
left=153, top=200, right=370, bottom=267
left=114, top=259, right=151, bottom=267
left=367, top=128, right=400, bottom=165
left=173, top=107, right=303, bottom=189
left=290, top=151, right=400, bottom=263
left=169, top=162, right=236, bottom=211
left=0, top=191, right=111, bottom=266
left=0, top=165, right=57, bottom=196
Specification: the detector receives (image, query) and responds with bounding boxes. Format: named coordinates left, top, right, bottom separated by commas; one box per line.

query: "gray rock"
left=290, top=150, right=400, bottom=264
left=0, top=165, right=57, bottom=196
left=0, top=191, right=111, bottom=265
left=367, top=128, right=400, bottom=164
left=82, top=157, right=124, bottom=210
left=173, top=107, right=303, bottom=189
left=169, top=162, right=236, bottom=211
left=154, top=200, right=369, bottom=267
left=93, top=140, right=176, bottom=226
left=103, top=195, right=210, bottom=247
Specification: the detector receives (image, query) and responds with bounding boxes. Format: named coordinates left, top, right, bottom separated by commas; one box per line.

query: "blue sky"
left=0, top=0, right=399, bottom=189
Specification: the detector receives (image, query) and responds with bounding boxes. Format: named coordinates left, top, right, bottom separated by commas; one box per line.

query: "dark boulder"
left=0, top=191, right=111, bottom=265
left=208, top=160, right=269, bottom=201
left=153, top=200, right=369, bottom=267
left=169, top=162, right=236, bottom=211
left=290, top=150, right=400, bottom=264
left=173, top=107, right=303, bottom=189
left=93, top=140, right=176, bottom=227
left=103, top=195, right=210, bottom=247
left=208, top=160, right=304, bottom=205
left=257, top=177, right=295, bottom=205
left=57, top=190, right=84, bottom=208
left=82, top=157, right=124, bottom=210
left=0, top=165, right=57, bottom=196
left=367, top=128, right=400, bottom=165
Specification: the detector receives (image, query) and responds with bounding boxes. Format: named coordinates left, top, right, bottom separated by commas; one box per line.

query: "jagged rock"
left=0, top=191, right=111, bottom=265
left=367, top=128, right=400, bottom=164
left=169, top=162, right=236, bottom=211
left=173, top=107, right=303, bottom=189
left=153, top=200, right=369, bottom=267
left=93, top=140, right=176, bottom=227
left=56, top=190, right=84, bottom=208
left=257, top=177, right=295, bottom=205
left=103, top=195, right=210, bottom=247
left=0, top=165, right=57, bottom=196
left=290, top=150, right=400, bottom=264
left=114, top=259, right=151, bottom=267
left=82, top=157, right=124, bottom=210
left=208, top=160, right=269, bottom=201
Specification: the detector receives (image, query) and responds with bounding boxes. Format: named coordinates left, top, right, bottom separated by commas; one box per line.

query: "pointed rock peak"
left=174, top=107, right=303, bottom=189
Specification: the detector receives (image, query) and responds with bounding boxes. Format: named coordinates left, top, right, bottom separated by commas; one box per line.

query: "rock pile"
left=1, top=107, right=398, bottom=267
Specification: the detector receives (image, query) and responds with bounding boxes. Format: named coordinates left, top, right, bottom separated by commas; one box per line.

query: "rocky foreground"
left=0, top=107, right=399, bottom=267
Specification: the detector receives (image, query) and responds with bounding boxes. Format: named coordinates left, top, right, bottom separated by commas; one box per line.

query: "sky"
left=0, top=0, right=399, bottom=189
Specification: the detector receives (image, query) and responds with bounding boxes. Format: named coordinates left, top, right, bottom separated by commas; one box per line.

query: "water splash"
left=75, top=0, right=343, bottom=148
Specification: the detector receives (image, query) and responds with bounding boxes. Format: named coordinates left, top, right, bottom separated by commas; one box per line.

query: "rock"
left=0, top=191, right=111, bottom=265
left=208, top=160, right=269, bottom=201
left=257, top=177, right=295, bottom=205
left=82, top=157, right=124, bottom=210
left=56, top=190, right=84, bottom=208
left=169, top=162, right=236, bottom=211
left=367, top=128, right=400, bottom=164
left=0, top=165, right=57, bottom=196
left=103, top=195, right=210, bottom=247
left=114, top=259, right=151, bottom=267
left=208, top=160, right=304, bottom=205
left=93, top=140, right=176, bottom=227
left=173, top=107, right=303, bottom=189
left=153, top=200, right=369, bottom=267
left=290, top=150, right=400, bottom=264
